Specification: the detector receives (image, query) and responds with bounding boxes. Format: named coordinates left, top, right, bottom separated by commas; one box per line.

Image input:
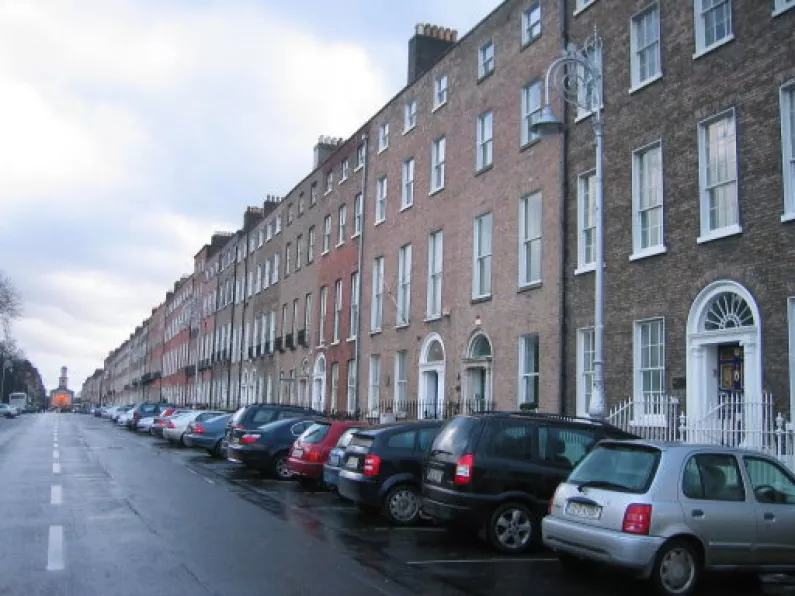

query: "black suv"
left=225, top=404, right=323, bottom=447
left=421, top=413, right=636, bottom=554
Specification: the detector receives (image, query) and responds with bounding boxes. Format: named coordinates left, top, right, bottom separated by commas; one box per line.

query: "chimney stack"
left=408, top=23, right=458, bottom=86
left=313, top=135, right=343, bottom=169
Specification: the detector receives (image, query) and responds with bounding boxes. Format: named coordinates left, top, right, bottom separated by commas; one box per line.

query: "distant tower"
left=59, top=366, right=68, bottom=390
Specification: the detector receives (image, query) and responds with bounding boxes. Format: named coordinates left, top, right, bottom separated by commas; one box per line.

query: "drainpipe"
left=209, top=276, right=219, bottom=409
left=236, top=246, right=250, bottom=409
left=558, top=0, right=570, bottom=416
left=354, top=132, right=369, bottom=415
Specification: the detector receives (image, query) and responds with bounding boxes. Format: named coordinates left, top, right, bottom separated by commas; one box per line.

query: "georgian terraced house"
left=84, top=0, right=794, bottom=468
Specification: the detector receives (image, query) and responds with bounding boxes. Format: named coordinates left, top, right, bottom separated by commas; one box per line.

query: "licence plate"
left=565, top=501, right=602, bottom=520
left=293, top=448, right=303, bottom=458
left=426, top=468, right=443, bottom=483
left=346, top=456, right=358, bottom=469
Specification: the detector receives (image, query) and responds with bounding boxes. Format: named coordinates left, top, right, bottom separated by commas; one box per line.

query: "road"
left=0, top=413, right=791, bottom=596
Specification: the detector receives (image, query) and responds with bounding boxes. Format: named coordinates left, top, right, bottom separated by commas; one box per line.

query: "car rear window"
left=568, top=443, right=661, bottom=494
left=251, top=407, right=277, bottom=425
left=431, top=417, right=480, bottom=456
left=336, top=428, right=359, bottom=449
left=231, top=407, right=246, bottom=424
left=300, top=423, right=331, bottom=444
left=350, top=434, right=374, bottom=450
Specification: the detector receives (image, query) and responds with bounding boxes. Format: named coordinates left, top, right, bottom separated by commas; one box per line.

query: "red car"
left=288, top=420, right=364, bottom=487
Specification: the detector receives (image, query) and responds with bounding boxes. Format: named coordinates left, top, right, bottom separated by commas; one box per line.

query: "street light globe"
left=530, top=105, right=565, bottom=137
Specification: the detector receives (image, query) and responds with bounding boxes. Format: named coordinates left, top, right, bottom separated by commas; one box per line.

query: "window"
left=333, top=279, right=342, bottom=343
left=292, top=299, right=299, bottom=336
left=281, top=304, right=288, bottom=339
left=325, top=171, right=333, bottom=194
left=427, top=230, right=443, bottom=318
left=522, top=2, right=541, bottom=45
left=698, top=109, right=739, bottom=242
left=634, top=318, right=665, bottom=414
left=375, top=177, right=387, bottom=223
left=478, top=41, right=495, bottom=79
left=774, top=0, right=795, bottom=16
left=433, top=75, right=448, bottom=109
left=347, top=359, right=357, bottom=412
left=781, top=83, right=795, bottom=219
left=576, top=44, right=602, bottom=119
left=337, top=204, right=347, bottom=246
left=575, top=0, right=597, bottom=11
left=371, top=257, right=384, bottom=332
left=473, top=213, right=493, bottom=299
left=404, top=100, right=417, bottom=132
left=341, top=159, right=349, bottom=181
left=318, top=286, right=328, bottom=346
left=521, top=81, right=542, bottom=146
left=519, top=192, right=542, bottom=286
left=330, top=363, right=340, bottom=409
left=353, top=193, right=363, bottom=236
left=402, top=159, right=414, bottom=209
left=519, top=334, right=539, bottom=407
left=378, top=123, right=389, bottom=152
left=577, top=327, right=595, bottom=416
left=356, top=143, right=365, bottom=169
left=395, top=350, right=408, bottom=406
left=287, top=204, right=294, bottom=224
left=743, top=457, right=795, bottom=504
left=682, top=453, right=745, bottom=501
left=397, top=244, right=412, bottom=326
left=323, top=215, right=332, bottom=253
left=310, top=183, right=318, bottom=206
left=694, top=0, right=733, bottom=56
left=304, top=293, right=312, bottom=335
left=431, top=137, right=446, bottom=192
left=307, top=226, right=316, bottom=262
left=484, top=422, right=531, bottom=460
left=577, top=170, right=596, bottom=271
left=349, top=271, right=359, bottom=339
left=368, top=354, right=381, bottom=409
left=275, top=215, right=282, bottom=234
left=295, top=235, right=303, bottom=270
left=538, top=426, right=596, bottom=470
left=272, top=253, right=280, bottom=283
left=476, top=111, right=494, bottom=171
left=284, top=243, right=291, bottom=276
left=298, top=197, right=304, bottom=214
left=630, top=4, right=661, bottom=89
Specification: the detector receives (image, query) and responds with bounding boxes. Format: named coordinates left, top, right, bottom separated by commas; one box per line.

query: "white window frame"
left=774, top=0, right=795, bottom=16
left=368, top=355, right=381, bottom=411
left=341, top=159, right=349, bottom=182
left=632, top=317, right=667, bottom=427
left=576, top=44, right=603, bottom=121
left=378, top=123, right=389, bottom=153
left=476, top=111, right=494, bottom=171
left=431, top=137, right=446, bottom=193
left=518, top=334, right=540, bottom=407
left=349, top=271, right=359, bottom=340
left=323, top=215, right=332, bottom=253
left=478, top=40, right=495, bottom=79
left=394, top=351, right=408, bottom=406
left=296, top=234, right=303, bottom=270
left=519, top=192, right=542, bottom=287
left=781, top=82, right=795, bottom=221
left=347, top=359, right=357, bottom=413
left=574, top=0, right=597, bottom=14
left=629, top=3, right=662, bottom=92
left=576, top=170, right=597, bottom=273
left=371, top=257, right=384, bottom=332
left=433, top=75, right=448, bottom=110
left=521, top=81, right=542, bottom=147
left=397, top=244, right=412, bottom=326
left=355, top=143, right=365, bottom=170
left=404, top=100, right=417, bottom=132
left=697, top=108, right=741, bottom=243
left=292, top=298, right=299, bottom=337
left=330, top=362, right=340, bottom=409
left=304, top=293, right=312, bottom=335
left=472, top=212, right=493, bottom=300
left=521, top=2, right=542, bottom=45
left=308, top=226, right=315, bottom=262
left=576, top=327, right=595, bottom=417
left=318, top=285, right=328, bottom=346
left=631, top=140, right=666, bottom=260
left=402, top=158, right=415, bottom=210
left=337, top=204, right=347, bottom=246
left=284, top=243, right=291, bottom=276
left=693, top=0, right=733, bottom=59
left=325, top=171, right=333, bottom=195
left=375, top=177, right=387, bottom=224
left=333, top=279, right=342, bottom=343
left=353, top=193, right=363, bottom=237
left=426, top=230, right=443, bottom=319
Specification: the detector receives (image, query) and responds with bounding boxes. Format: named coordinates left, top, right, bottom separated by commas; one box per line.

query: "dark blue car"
left=184, top=413, right=232, bottom=458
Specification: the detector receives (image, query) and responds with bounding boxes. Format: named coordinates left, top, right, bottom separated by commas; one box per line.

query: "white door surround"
left=685, top=280, right=762, bottom=423
left=419, top=333, right=446, bottom=420
left=463, top=332, right=493, bottom=412
left=312, top=354, right=327, bottom=412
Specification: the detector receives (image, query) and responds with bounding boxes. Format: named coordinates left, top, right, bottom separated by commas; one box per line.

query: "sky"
left=0, top=0, right=501, bottom=391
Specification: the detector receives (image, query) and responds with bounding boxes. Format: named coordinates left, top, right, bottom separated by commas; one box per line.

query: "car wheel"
left=486, top=502, right=538, bottom=554
left=384, top=484, right=421, bottom=526
left=212, top=439, right=223, bottom=458
left=272, top=454, right=293, bottom=480
left=651, top=539, right=701, bottom=596
left=178, top=433, right=186, bottom=446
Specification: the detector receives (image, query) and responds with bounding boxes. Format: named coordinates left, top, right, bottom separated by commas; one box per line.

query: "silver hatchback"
left=542, top=439, right=795, bottom=596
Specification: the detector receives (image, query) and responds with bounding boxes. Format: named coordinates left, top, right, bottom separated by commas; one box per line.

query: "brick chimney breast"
left=407, top=23, right=458, bottom=86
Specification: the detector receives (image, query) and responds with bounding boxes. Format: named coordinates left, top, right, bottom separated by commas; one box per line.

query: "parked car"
left=126, top=402, right=173, bottom=430
left=184, top=413, right=232, bottom=457
left=150, top=408, right=191, bottom=438
left=110, top=406, right=131, bottom=422
left=337, top=421, right=444, bottom=525
left=116, top=407, right=136, bottom=427
left=288, top=420, right=363, bottom=487
left=225, top=404, right=323, bottom=455
left=163, top=410, right=225, bottom=445
left=227, top=416, right=318, bottom=479
left=0, top=404, right=19, bottom=418
left=543, top=439, right=795, bottom=596
left=421, top=412, right=637, bottom=554
left=323, top=426, right=367, bottom=490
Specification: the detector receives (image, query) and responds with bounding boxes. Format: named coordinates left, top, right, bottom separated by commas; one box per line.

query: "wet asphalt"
left=0, top=413, right=792, bottom=596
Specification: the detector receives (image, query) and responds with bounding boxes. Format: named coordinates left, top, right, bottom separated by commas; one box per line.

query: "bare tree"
left=0, top=271, right=22, bottom=339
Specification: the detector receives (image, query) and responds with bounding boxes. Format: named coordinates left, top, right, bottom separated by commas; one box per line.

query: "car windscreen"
left=429, top=416, right=480, bottom=456
left=568, top=443, right=661, bottom=494
left=298, top=423, right=331, bottom=444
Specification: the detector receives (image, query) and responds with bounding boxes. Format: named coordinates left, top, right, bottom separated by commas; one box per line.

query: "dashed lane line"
left=46, top=525, right=65, bottom=571
left=51, top=485, right=63, bottom=505
left=53, top=462, right=61, bottom=474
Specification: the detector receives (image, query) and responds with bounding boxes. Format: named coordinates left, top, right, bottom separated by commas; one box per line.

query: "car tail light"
left=193, top=424, right=206, bottom=435
left=362, top=454, right=381, bottom=476
left=306, top=448, right=324, bottom=463
left=235, top=424, right=245, bottom=430
left=454, top=454, right=475, bottom=485
left=166, top=421, right=176, bottom=429
left=240, top=433, right=260, bottom=445
left=622, top=504, right=652, bottom=535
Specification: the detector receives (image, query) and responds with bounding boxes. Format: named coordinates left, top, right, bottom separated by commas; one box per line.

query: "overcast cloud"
left=0, top=0, right=500, bottom=390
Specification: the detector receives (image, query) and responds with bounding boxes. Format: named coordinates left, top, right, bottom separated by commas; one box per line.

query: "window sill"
left=629, top=245, right=667, bottom=262
left=520, top=138, right=542, bottom=153
left=354, top=165, right=363, bottom=173
left=402, top=125, right=416, bottom=136
left=575, top=106, right=602, bottom=124
left=321, top=250, right=329, bottom=256
left=432, top=101, right=447, bottom=114
left=696, top=224, right=742, bottom=244
left=429, top=186, right=444, bottom=197
left=628, top=72, right=662, bottom=95
left=346, top=336, right=356, bottom=343
left=324, top=190, right=332, bottom=197
left=781, top=212, right=795, bottom=223
left=693, top=34, right=735, bottom=60
left=335, top=241, right=345, bottom=248
left=395, top=323, right=410, bottom=330
left=573, top=1, right=597, bottom=17
left=520, top=33, right=542, bottom=51
left=518, top=281, right=542, bottom=293
left=471, top=295, right=492, bottom=305
left=574, top=263, right=596, bottom=276
left=351, top=231, right=361, bottom=240
left=317, top=342, right=326, bottom=349
left=330, top=340, right=340, bottom=347
left=773, top=3, right=795, bottom=16
left=338, top=177, right=347, bottom=185
left=400, top=202, right=413, bottom=213
left=369, top=329, right=382, bottom=337
left=475, top=163, right=493, bottom=177
left=377, top=146, right=388, bottom=155
left=477, top=69, right=495, bottom=85
left=374, top=219, right=385, bottom=227
left=424, top=315, right=442, bottom=323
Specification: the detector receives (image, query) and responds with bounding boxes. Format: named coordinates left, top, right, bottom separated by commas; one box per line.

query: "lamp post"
left=531, top=31, right=606, bottom=419
left=1, top=360, right=12, bottom=402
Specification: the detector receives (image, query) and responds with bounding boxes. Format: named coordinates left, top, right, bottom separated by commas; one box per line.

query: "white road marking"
left=53, top=450, right=59, bottom=460
left=53, top=463, right=61, bottom=474
left=188, top=468, right=198, bottom=475
left=46, top=525, right=65, bottom=571
left=204, top=477, right=215, bottom=485
left=51, top=485, right=63, bottom=505
left=406, top=557, right=557, bottom=565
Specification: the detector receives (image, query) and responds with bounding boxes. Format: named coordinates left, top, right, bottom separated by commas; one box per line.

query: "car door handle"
left=764, top=512, right=775, bottom=521
left=691, top=509, right=704, bottom=518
